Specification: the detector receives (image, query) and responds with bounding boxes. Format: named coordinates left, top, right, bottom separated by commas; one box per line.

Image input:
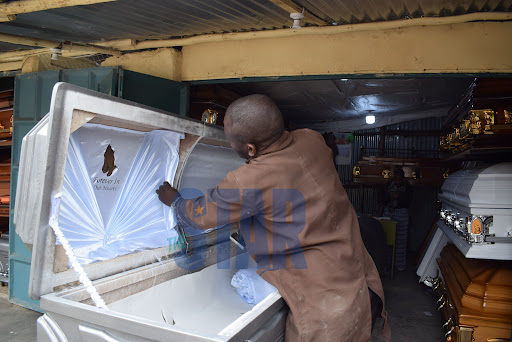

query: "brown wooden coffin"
left=434, top=243, right=512, bottom=342
left=442, top=78, right=512, bottom=157
left=352, top=156, right=457, bottom=186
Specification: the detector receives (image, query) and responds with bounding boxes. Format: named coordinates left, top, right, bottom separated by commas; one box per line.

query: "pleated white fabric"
left=58, top=123, right=182, bottom=264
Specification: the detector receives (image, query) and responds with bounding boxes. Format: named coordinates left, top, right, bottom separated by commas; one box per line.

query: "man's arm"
left=156, top=172, right=251, bottom=230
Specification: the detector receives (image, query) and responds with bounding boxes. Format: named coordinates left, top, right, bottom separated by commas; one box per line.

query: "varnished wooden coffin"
left=434, top=243, right=512, bottom=342
left=352, top=156, right=457, bottom=186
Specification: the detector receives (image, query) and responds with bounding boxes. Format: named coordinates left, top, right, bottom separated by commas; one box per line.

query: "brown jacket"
left=176, top=129, right=390, bottom=342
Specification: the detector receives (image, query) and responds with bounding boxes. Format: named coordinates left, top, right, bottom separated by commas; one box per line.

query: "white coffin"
left=15, top=83, right=287, bottom=341
left=416, top=227, right=451, bottom=285
left=417, top=163, right=512, bottom=285
left=440, top=162, right=512, bottom=212
left=437, top=163, right=511, bottom=261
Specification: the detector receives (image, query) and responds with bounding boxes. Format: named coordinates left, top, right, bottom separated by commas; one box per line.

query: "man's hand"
left=156, top=181, right=179, bottom=207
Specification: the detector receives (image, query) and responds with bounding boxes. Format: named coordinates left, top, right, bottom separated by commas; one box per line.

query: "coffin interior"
left=19, top=83, right=244, bottom=299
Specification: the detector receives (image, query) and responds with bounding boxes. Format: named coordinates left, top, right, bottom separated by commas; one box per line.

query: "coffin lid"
left=439, top=243, right=512, bottom=318
left=15, top=83, right=244, bottom=299
left=439, top=162, right=512, bottom=209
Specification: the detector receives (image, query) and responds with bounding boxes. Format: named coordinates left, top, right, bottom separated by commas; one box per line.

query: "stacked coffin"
left=352, top=156, right=458, bottom=186
left=441, top=78, right=512, bottom=157
left=434, top=243, right=512, bottom=342
left=0, top=89, right=13, bottom=217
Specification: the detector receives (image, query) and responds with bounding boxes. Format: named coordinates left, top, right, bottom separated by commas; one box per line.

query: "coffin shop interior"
left=0, top=1, right=511, bottom=342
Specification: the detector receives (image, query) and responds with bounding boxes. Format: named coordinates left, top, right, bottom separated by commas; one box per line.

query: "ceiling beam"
left=0, top=61, right=23, bottom=72
left=0, top=47, right=112, bottom=64
left=267, top=0, right=328, bottom=26
left=0, top=0, right=116, bottom=18
left=0, top=32, right=122, bottom=56
left=0, top=14, right=16, bottom=22
left=0, top=32, right=59, bottom=48
left=95, top=12, right=512, bottom=52
left=61, top=43, right=122, bottom=57
left=0, top=48, right=48, bottom=60
left=179, top=21, right=512, bottom=81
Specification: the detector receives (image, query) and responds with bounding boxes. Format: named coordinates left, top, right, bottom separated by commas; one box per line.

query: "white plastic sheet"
left=58, top=123, right=182, bottom=264
left=179, top=143, right=245, bottom=195
left=231, top=268, right=277, bottom=305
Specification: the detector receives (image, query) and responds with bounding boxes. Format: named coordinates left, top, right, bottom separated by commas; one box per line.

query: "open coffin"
left=14, top=83, right=287, bottom=341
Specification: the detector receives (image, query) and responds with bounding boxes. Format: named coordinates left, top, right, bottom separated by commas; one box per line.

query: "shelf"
left=442, top=135, right=512, bottom=162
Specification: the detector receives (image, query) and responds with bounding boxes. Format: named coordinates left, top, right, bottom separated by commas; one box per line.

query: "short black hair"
left=394, top=167, right=405, bottom=178
left=225, top=94, right=284, bottom=149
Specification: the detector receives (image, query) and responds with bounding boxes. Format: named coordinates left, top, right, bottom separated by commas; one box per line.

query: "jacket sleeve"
left=174, top=171, right=251, bottom=230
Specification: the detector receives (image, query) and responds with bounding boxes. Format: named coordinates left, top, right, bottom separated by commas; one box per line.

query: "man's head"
left=393, top=167, right=405, bottom=183
left=224, top=94, right=284, bottom=159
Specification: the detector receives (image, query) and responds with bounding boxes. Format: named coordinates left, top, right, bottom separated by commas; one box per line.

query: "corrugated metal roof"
left=224, top=78, right=474, bottom=123
left=0, top=0, right=291, bottom=43
left=0, top=0, right=510, bottom=44
left=295, top=0, right=512, bottom=24
left=0, top=1, right=507, bottom=130
left=352, top=117, right=443, bottom=159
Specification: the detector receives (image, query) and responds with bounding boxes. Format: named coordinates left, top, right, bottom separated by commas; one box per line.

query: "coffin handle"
left=438, top=298, right=447, bottom=310
left=444, top=326, right=454, bottom=340
left=442, top=317, right=452, bottom=329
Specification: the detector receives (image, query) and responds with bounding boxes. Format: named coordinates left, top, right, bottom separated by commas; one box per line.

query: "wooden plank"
left=0, top=33, right=121, bottom=56
left=0, top=32, right=60, bottom=48
left=0, top=206, right=9, bottom=217
left=0, top=0, right=116, bottom=15
left=0, top=14, right=16, bottom=22
left=0, top=100, right=12, bottom=108
left=0, top=48, right=48, bottom=60
left=0, top=61, right=22, bottom=72
left=0, top=90, right=13, bottom=100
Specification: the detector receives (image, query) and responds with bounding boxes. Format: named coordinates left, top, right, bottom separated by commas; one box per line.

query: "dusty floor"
left=379, top=254, right=445, bottom=341
left=0, top=254, right=444, bottom=341
left=0, top=285, right=41, bottom=342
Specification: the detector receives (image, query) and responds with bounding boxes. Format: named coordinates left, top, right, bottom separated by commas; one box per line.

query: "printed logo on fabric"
left=102, top=144, right=117, bottom=177
left=194, top=204, right=205, bottom=217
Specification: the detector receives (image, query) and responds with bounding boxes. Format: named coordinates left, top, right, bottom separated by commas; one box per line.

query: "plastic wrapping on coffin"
left=58, top=123, right=183, bottom=265
left=13, top=83, right=287, bottom=341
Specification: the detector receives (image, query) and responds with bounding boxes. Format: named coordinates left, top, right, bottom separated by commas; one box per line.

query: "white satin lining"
left=57, top=123, right=183, bottom=265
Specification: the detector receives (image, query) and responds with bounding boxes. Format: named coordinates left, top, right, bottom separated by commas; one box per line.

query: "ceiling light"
left=366, top=115, right=375, bottom=124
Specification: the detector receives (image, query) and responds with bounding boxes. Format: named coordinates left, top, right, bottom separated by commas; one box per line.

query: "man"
left=383, top=166, right=410, bottom=272
left=157, top=94, right=390, bottom=342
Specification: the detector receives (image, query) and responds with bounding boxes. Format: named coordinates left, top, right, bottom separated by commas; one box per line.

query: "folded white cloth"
left=231, top=268, right=277, bottom=305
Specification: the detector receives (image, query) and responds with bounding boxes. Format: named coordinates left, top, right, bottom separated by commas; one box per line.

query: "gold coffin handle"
left=442, top=317, right=452, bottom=329
left=445, top=326, right=454, bottom=338
left=438, top=297, right=447, bottom=310
left=486, top=339, right=511, bottom=342
left=433, top=277, right=441, bottom=290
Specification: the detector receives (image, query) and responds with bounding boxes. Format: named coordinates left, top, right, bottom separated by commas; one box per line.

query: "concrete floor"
left=0, top=285, right=41, bottom=342
left=0, top=254, right=444, bottom=341
left=380, top=254, right=445, bottom=341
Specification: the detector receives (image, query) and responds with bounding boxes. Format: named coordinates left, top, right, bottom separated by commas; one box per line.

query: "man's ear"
left=247, top=143, right=257, bottom=157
